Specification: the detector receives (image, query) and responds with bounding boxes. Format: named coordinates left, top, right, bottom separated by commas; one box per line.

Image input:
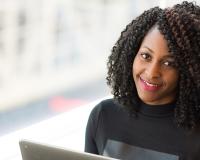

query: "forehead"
left=140, top=26, right=170, bottom=57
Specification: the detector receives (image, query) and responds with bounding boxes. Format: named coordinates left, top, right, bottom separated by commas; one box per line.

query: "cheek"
left=165, top=71, right=179, bottom=87
left=132, top=57, right=140, bottom=75
left=132, top=60, right=136, bottom=75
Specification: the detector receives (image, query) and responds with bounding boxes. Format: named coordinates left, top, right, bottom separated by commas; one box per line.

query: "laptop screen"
left=19, top=140, right=118, bottom=160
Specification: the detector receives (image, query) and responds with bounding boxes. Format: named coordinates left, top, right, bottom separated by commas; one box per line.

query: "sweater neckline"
left=139, top=101, right=175, bottom=117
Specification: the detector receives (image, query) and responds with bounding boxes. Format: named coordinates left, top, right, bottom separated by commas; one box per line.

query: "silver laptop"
left=19, top=140, right=118, bottom=160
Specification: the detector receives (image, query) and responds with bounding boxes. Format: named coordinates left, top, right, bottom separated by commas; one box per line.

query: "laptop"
left=19, top=140, right=118, bottom=160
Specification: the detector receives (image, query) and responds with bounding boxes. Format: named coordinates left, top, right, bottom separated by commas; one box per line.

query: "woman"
left=85, top=1, right=200, bottom=160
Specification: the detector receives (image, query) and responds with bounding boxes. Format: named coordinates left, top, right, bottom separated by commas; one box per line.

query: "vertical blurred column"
left=0, top=1, right=6, bottom=89
left=1, top=1, right=18, bottom=88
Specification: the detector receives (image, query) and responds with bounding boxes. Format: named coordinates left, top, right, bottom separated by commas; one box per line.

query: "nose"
left=145, top=62, right=161, bottom=79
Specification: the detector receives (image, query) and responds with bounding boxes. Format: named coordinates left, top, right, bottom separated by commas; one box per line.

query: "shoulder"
left=89, top=98, right=123, bottom=120
left=93, top=98, right=121, bottom=112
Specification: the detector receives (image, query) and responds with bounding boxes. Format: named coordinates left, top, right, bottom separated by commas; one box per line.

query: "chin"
left=138, top=95, right=159, bottom=104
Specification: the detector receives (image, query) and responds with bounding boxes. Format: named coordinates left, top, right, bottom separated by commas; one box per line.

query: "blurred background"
left=0, top=0, right=199, bottom=156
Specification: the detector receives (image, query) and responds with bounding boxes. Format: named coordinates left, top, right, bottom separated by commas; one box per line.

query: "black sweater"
left=85, top=99, right=187, bottom=160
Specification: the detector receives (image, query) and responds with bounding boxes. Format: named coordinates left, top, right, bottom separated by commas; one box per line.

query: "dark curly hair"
left=106, top=1, right=200, bottom=130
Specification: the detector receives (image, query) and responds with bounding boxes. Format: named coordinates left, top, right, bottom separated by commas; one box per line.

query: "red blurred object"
left=49, top=96, right=88, bottom=112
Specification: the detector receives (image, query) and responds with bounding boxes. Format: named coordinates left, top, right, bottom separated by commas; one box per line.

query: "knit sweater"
left=85, top=99, right=187, bottom=160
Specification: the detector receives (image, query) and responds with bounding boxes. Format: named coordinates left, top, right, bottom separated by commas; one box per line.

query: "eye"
left=163, top=61, right=170, bottom=66
left=163, top=60, right=175, bottom=67
left=140, top=52, right=151, bottom=60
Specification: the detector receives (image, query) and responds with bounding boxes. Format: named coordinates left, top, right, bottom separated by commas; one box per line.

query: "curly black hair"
left=106, top=1, right=200, bottom=130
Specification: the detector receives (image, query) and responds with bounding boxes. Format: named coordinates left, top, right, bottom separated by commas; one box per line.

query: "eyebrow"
left=143, top=46, right=154, bottom=53
left=142, top=46, right=174, bottom=59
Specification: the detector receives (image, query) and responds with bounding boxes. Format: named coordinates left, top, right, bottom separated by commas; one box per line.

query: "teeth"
left=144, top=80, right=158, bottom=87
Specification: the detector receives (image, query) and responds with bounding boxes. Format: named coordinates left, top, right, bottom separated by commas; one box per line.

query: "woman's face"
left=132, top=26, right=179, bottom=105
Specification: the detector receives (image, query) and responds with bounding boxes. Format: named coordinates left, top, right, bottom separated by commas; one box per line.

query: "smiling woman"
left=85, top=1, right=200, bottom=160
left=133, top=25, right=179, bottom=105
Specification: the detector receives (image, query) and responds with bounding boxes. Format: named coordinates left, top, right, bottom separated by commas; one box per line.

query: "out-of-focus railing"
left=0, top=96, right=110, bottom=160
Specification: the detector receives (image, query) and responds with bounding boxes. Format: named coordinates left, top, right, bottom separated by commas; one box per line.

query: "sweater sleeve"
left=84, top=102, right=102, bottom=154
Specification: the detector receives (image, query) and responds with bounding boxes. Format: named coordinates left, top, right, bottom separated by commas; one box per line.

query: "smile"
left=139, top=77, right=162, bottom=91
left=142, top=79, right=159, bottom=87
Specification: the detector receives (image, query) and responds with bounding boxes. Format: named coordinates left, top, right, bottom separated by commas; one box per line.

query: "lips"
left=139, top=77, right=162, bottom=91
